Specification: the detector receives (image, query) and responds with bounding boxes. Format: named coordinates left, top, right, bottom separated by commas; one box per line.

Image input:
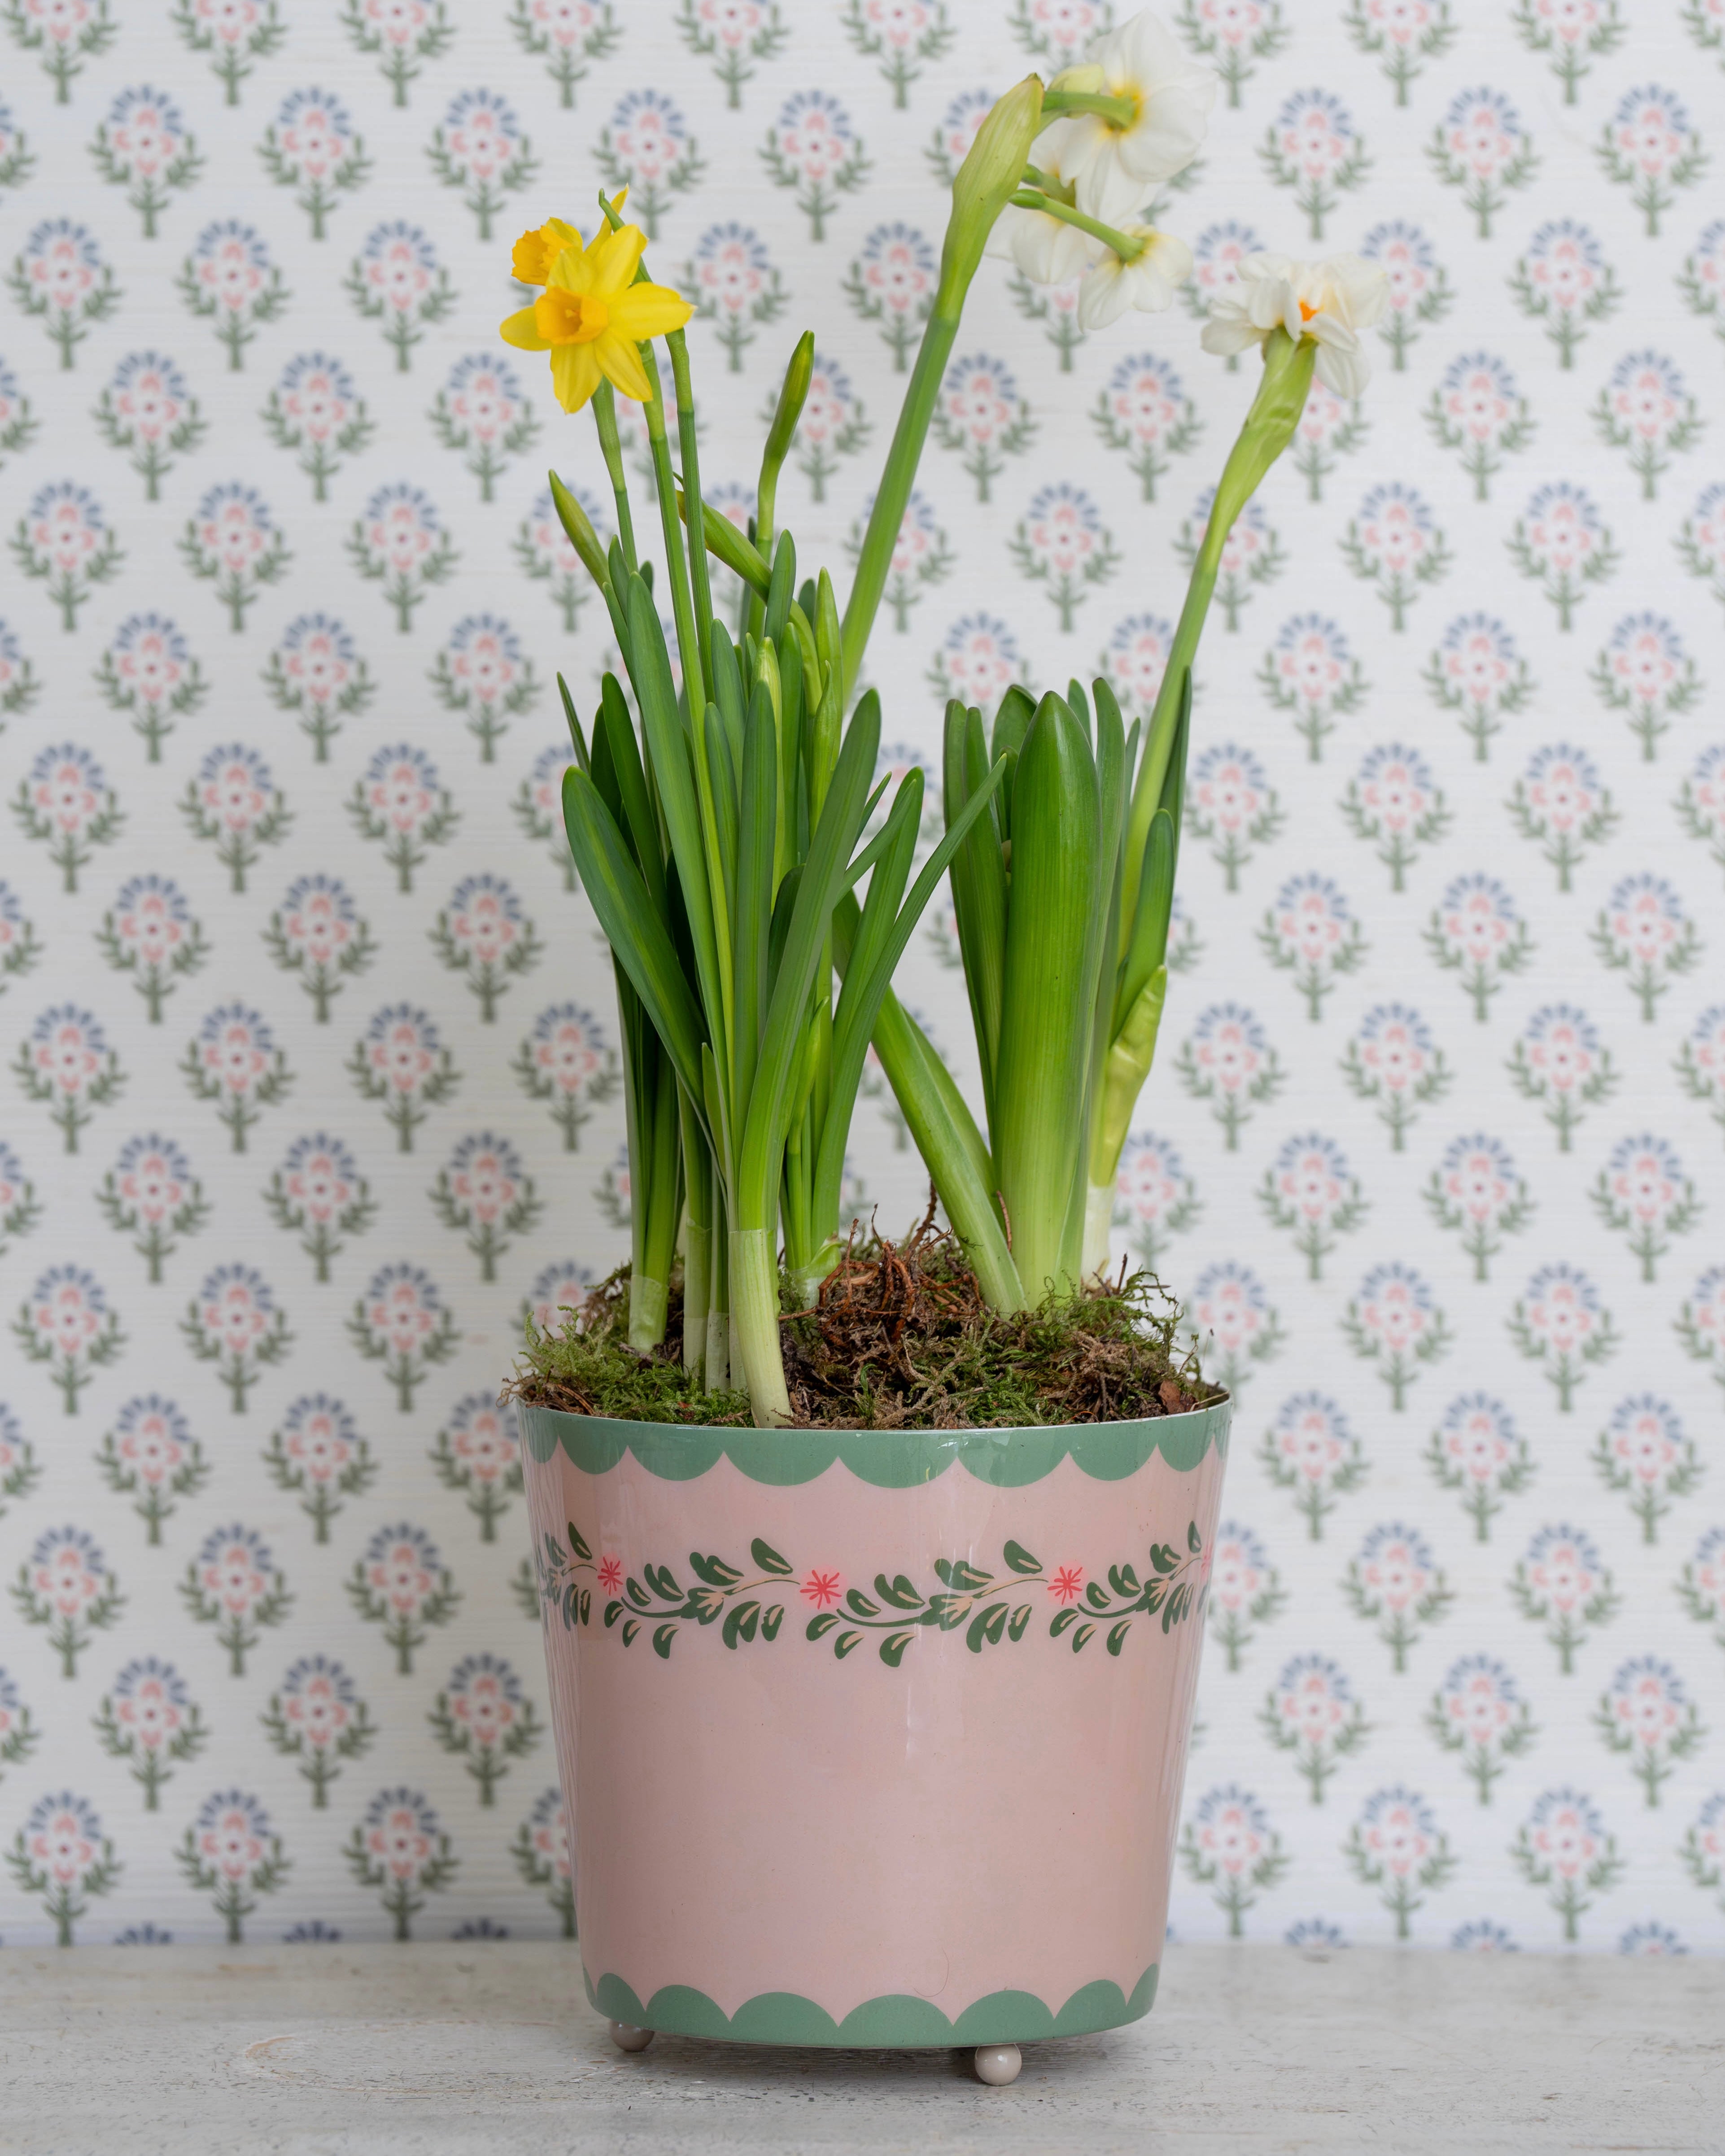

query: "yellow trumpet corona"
left=498, top=221, right=691, bottom=414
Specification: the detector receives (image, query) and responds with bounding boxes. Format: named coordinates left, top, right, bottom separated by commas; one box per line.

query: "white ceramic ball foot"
left=607, top=2021, right=655, bottom=2053
left=973, top=2043, right=1021, bottom=2086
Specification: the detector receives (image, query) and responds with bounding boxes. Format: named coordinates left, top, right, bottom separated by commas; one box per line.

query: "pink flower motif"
left=596, top=1556, right=623, bottom=1596
left=111, top=1394, right=190, bottom=1484
left=279, top=1655, right=357, bottom=1747
left=196, top=1525, right=275, bottom=1617
left=278, top=1393, right=358, bottom=1483
left=1048, top=1566, right=1084, bottom=1605
left=30, top=1528, right=109, bottom=1618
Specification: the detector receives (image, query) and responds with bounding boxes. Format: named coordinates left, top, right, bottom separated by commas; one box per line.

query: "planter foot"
left=973, top=2043, right=1021, bottom=2086
left=607, top=2021, right=655, bottom=2054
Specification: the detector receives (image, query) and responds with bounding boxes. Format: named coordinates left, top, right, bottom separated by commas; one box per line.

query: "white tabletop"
left=2, top=1939, right=1719, bottom=2155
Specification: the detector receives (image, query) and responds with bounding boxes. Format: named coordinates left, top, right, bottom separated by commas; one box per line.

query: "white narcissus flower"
left=1040, top=10, right=1218, bottom=220
left=984, top=137, right=1101, bottom=285
left=1079, top=227, right=1192, bottom=328
left=1201, top=253, right=1389, bottom=398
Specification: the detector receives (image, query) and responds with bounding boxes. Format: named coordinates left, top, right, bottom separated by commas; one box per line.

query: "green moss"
left=504, top=1226, right=1221, bottom=1431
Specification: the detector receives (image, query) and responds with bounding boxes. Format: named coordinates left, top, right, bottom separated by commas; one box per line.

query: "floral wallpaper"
left=0, top=0, right=1722, bottom=1956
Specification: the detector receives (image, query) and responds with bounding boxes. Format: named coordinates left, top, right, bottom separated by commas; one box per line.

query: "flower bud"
left=940, top=75, right=1045, bottom=313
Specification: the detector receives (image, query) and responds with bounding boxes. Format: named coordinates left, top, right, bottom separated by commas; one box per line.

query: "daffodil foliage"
left=505, top=14, right=1389, bottom=1423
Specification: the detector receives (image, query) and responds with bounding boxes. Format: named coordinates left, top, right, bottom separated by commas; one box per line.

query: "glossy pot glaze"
left=518, top=1401, right=1231, bottom=2047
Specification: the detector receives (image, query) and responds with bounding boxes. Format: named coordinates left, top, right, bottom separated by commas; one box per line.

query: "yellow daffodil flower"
left=498, top=222, right=692, bottom=413
left=511, top=218, right=582, bottom=287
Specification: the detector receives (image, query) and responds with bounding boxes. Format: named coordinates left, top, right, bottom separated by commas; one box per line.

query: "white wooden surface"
left=2, top=1940, right=1720, bottom=2155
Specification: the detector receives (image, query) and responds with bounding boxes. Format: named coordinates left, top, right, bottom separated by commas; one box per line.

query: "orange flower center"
left=1298, top=298, right=1320, bottom=322
left=534, top=288, right=609, bottom=345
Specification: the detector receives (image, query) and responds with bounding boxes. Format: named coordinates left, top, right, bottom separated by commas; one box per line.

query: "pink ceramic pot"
left=520, top=1402, right=1230, bottom=2063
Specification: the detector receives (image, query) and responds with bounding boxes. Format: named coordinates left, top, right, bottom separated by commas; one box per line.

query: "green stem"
left=1040, top=88, right=1137, bottom=126
left=590, top=383, right=638, bottom=575
left=1122, top=332, right=1316, bottom=940
left=838, top=306, right=958, bottom=698
left=729, top=1225, right=790, bottom=1426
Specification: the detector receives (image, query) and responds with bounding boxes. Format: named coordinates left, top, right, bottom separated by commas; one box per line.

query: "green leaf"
left=604, top=1602, right=624, bottom=1630
left=879, top=1631, right=914, bottom=1667
left=684, top=489, right=770, bottom=597
left=624, top=1576, right=651, bottom=1609
left=1109, top=1564, right=1140, bottom=1597
left=567, top=1521, right=593, bottom=1563
left=621, top=1618, right=640, bottom=1646
left=944, top=701, right=1006, bottom=1126
left=1188, top=1520, right=1202, bottom=1554
left=935, top=1558, right=991, bottom=1593
left=965, top=1602, right=1010, bottom=1653
left=761, top=1603, right=784, bottom=1640
left=991, top=693, right=1102, bottom=1296
left=1151, top=1544, right=1178, bottom=1575
left=1072, top=1622, right=1096, bottom=1653
left=1050, top=1606, right=1081, bottom=1637
left=1002, top=1539, right=1042, bottom=1576
left=734, top=689, right=883, bottom=1229
left=1008, top=1603, right=1032, bottom=1640
left=721, top=1600, right=760, bottom=1649
left=926, top=1593, right=971, bottom=1630
left=875, top=1571, right=924, bottom=1610
left=645, top=1562, right=681, bottom=1601
left=595, top=672, right=667, bottom=912
left=813, top=746, right=1010, bottom=1246
left=731, top=676, right=777, bottom=1123
left=834, top=1630, right=861, bottom=1660
left=578, top=1589, right=591, bottom=1625
left=751, top=1537, right=794, bottom=1577
left=844, top=1589, right=881, bottom=1619
left=651, top=1624, right=677, bottom=1660
left=806, top=1611, right=840, bottom=1640
left=1107, top=1619, right=1132, bottom=1657
left=690, top=1553, right=743, bottom=1588
left=560, top=768, right=708, bottom=1113
left=1084, top=1581, right=1109, bottom=1610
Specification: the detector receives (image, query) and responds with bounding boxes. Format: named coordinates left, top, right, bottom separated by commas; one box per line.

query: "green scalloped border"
left=586, top=1964, right=1158, bottom=2047
left=521, top=1401, right=1229, bottom=1486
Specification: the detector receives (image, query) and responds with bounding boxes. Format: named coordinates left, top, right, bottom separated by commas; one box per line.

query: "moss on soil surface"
left=504, top=1213, right=1223, bottom=1431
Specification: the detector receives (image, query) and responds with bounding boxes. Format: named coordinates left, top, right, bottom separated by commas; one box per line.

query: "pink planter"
left=520, top=1402, right=1230, bottom=2064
